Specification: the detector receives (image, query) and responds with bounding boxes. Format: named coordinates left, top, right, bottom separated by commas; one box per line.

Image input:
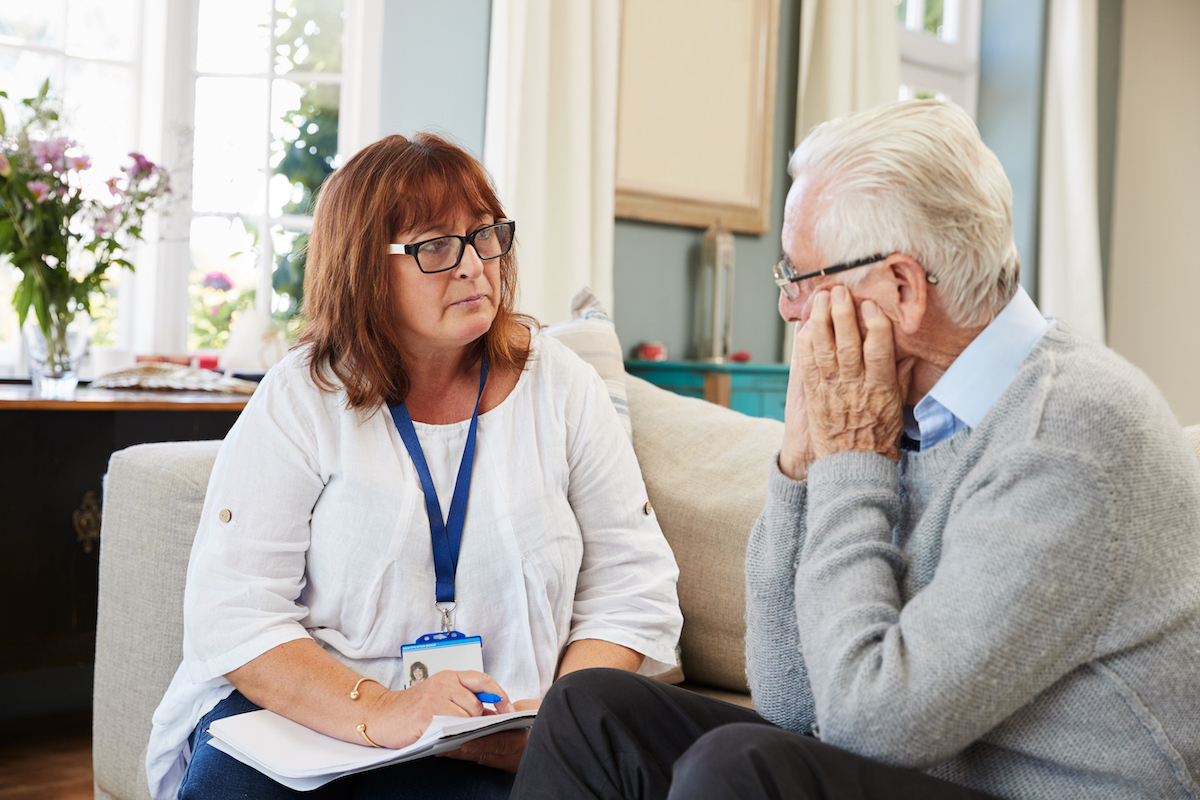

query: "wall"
left=379, top=0, right=492, bottom=156
left=1108, top=0, right=1200, bottom=425
left=612, top=0, right=800, bottom=363
left=975, top=0, right=1048, bottom=299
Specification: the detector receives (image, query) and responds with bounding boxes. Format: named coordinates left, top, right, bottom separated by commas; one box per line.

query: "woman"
left=145, top=133, right=682, bottom=800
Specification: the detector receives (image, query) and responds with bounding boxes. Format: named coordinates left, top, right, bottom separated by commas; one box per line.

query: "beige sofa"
left=93, top=369, right=1200, bottom=800
left=93, top=374, right=781, bottom=800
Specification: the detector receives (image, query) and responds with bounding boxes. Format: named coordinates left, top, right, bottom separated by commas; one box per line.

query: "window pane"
left=196, top=0, right=271, bottom=74
left=894, top=0, right=907, bottom=25
left=65, top=0, right=137, bottom=62
left=0, top=1, right=65, bottom=47
left=270, top=226, right=306, bottom=340
left=189, top=217, right=260, bottom=351
left=63, top=58, right=137, bottom=196
left=269, top=79, right=338, bottom=217
left=925, top=0, right=945, bottom=38
left=192, top=77, right=270, bottom=215
left=274, top=0, right=344, bottom=75
left=0, top=46, right=60, bottom=102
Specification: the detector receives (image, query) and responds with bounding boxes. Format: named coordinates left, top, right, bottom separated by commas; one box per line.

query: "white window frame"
left=897, top=0, right=982, bottom=118
left=125, top=0, right=383, bottom=357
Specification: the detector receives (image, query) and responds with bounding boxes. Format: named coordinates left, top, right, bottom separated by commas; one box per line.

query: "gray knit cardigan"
left=745, top=324, right=1200, bottom=800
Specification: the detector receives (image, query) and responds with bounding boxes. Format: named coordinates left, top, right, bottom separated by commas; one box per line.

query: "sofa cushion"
left=626, top=374, right=784, bottom=694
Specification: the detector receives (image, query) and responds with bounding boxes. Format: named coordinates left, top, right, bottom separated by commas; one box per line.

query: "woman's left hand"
left=442, top=698, right=541, bottom=772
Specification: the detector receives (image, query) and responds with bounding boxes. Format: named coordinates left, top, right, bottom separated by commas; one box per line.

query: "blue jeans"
left=179, top=691, right=516, bottom=800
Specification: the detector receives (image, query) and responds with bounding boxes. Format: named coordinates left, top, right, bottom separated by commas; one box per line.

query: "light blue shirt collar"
left=907, top=286, right=1054, bottom=449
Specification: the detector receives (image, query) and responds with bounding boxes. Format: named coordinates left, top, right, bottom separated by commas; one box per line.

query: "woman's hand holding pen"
left=360, top=670, right=514, bottom=750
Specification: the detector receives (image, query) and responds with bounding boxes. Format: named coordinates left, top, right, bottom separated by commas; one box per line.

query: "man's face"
left=778, top=176, right=888, bottom=335
left=779, top=177, right=840, bottom=325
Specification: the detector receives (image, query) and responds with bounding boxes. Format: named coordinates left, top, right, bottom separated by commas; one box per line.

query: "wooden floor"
left=0, top=712, right=93, bottom=800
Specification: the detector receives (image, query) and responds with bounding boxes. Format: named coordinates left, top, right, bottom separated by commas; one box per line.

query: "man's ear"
left=888, top=254, right=929, bottom=335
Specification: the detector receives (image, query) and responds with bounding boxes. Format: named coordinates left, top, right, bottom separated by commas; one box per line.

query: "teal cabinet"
left=625, top=360, right=789, bottom=422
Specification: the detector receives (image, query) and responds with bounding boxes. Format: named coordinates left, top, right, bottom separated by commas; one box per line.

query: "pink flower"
left=27, top=180, right=51, bottom=203
left=68, top=154, right=92, bottom=171
left=32, top=137, right=74, bottom=172
left=124, top=151, right=157, bottom=180
left=0, top=152, right=10, bottom=177
left=203, top=271, right=234, bottom=291
left=94, top=210, right=119, bottom=237
left=105, top=176, right=122, bottom=196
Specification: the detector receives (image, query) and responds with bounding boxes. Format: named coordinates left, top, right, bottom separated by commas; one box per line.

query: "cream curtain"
left=784, top=0, right=899, bottom=358
left=795, top=0, right=900, bottom=144
left=1038, top=0, right=1105, bottom=342
left=483, top=0, right=620, bottom=326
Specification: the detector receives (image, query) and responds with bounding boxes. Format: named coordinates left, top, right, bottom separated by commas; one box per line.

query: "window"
left=0, top=0, right=381, bottom=375
left=0, top=0, right=144, bottom=374
left=895, top=0, right=981, bottom=116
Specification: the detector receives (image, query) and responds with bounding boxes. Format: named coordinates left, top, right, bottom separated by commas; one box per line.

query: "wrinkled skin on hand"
left=793, top=286, right=915, bottom=466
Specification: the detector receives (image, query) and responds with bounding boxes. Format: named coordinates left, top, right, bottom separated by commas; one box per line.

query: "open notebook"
left=206, top=708, right=537, bottom=791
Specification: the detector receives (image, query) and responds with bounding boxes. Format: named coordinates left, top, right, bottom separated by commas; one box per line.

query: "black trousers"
left=510, top=669, right=1001, bottom=800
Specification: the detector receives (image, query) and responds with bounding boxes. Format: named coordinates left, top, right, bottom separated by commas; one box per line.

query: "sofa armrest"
left=93, top=441, right=221, bottom=800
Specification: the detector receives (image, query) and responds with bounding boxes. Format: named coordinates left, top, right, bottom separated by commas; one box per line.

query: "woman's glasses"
left=389, top=220, right=516, bottom=274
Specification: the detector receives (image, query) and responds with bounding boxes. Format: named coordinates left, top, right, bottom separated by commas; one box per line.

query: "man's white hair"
left=789, top=100, right=1020, bottom=328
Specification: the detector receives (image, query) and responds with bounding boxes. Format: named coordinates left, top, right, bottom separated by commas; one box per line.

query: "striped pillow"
left=542, top=287, right=632, bottom=439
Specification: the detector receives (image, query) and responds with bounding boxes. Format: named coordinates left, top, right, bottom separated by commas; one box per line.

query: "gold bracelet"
left=350, top=677, right=378, bottom=700
left=356, top=722, right=382, bottom=748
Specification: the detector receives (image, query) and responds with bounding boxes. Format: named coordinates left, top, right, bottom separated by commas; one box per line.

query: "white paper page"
left=208, top=708, right=536, bottom=780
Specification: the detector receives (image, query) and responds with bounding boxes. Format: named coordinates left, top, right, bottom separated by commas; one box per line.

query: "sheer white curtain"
left=1038, top=0, right=1105, bottom=342
left=483, top=0, right=619, bottom=326
left=784, top=0, right=899, bottom=358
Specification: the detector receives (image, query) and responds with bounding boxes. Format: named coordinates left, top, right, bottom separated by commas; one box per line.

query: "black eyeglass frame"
left=773, top=251, right=937, bottom=300
left=388, top=220, right=516, bottom=274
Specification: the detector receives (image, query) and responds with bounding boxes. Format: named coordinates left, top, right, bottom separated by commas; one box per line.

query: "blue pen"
left=476, top=692, right=502, bottom=704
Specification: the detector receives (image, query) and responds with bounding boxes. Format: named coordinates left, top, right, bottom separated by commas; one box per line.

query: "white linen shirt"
left=145, top=330, right=683, bottom=800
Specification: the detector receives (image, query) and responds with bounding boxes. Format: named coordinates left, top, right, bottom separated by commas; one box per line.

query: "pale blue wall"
left=976, top=0, right=1049, bottom=299
left=380, top=0, right=491, bottom=157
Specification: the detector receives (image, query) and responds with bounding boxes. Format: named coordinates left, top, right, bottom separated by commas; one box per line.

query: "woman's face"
left=389, top=212, right=502, bottom=359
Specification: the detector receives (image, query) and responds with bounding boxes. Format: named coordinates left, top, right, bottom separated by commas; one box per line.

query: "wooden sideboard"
left=624, top=360, right=789, bottom=421
left=0, top=385, right=248, bottom=719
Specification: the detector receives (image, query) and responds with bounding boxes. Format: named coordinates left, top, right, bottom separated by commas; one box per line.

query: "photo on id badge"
left=401, top=634, right=484, bottom=689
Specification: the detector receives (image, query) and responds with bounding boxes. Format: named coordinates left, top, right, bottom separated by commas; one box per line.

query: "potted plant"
left=0, top=80, right=171, bottom=398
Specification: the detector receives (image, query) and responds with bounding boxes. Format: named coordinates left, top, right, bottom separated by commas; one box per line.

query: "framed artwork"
left=614, top=0, right=780, bottom=233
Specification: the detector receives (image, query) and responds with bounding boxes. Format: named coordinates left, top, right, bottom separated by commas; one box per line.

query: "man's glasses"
left=773, top=252, right=937, bottom=301
left=388, top=220, right=516, bottom=274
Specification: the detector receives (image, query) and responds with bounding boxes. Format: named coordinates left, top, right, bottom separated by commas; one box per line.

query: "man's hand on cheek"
left=796, top=286, right=912, bottom=463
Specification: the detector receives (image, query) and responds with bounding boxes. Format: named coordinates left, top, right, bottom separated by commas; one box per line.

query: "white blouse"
left=145, top=331, right=682, bottom=800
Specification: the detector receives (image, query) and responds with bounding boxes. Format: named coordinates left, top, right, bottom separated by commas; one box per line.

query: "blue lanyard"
left=389, top=356, right=489, bottom=607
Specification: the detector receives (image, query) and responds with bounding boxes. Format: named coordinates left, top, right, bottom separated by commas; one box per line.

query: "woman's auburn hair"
left=297, top=132, right=534, bottom=410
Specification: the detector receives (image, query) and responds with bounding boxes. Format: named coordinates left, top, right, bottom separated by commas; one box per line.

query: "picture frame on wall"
left=614, top=0, right=780, bottom=234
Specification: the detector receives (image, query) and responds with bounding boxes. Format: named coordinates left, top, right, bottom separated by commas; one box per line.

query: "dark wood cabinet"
left=0, top=387, right=247, bottom=719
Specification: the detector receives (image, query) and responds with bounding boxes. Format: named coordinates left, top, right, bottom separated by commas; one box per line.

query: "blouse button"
left=643, top=501, right=653, bottom=515
left=219, top=509, right=232, bottom=523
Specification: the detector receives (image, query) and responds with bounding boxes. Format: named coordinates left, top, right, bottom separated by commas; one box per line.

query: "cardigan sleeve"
left=744, top=452, right=818, bottom=733
left=795, top=444, right=1119, bottom=768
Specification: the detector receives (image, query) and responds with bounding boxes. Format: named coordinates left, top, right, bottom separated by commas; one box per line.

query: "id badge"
left=401, top=630, right=484, bottom=689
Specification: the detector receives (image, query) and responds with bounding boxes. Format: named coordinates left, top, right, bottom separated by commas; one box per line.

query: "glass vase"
left=23, top=304, right=91, bottom=399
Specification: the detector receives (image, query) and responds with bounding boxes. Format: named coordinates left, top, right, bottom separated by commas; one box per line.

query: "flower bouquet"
left=0, top=80, right=171, bottom=397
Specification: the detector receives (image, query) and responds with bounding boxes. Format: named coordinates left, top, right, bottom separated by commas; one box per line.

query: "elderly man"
left=504, top=100, right=1200, bottom=800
